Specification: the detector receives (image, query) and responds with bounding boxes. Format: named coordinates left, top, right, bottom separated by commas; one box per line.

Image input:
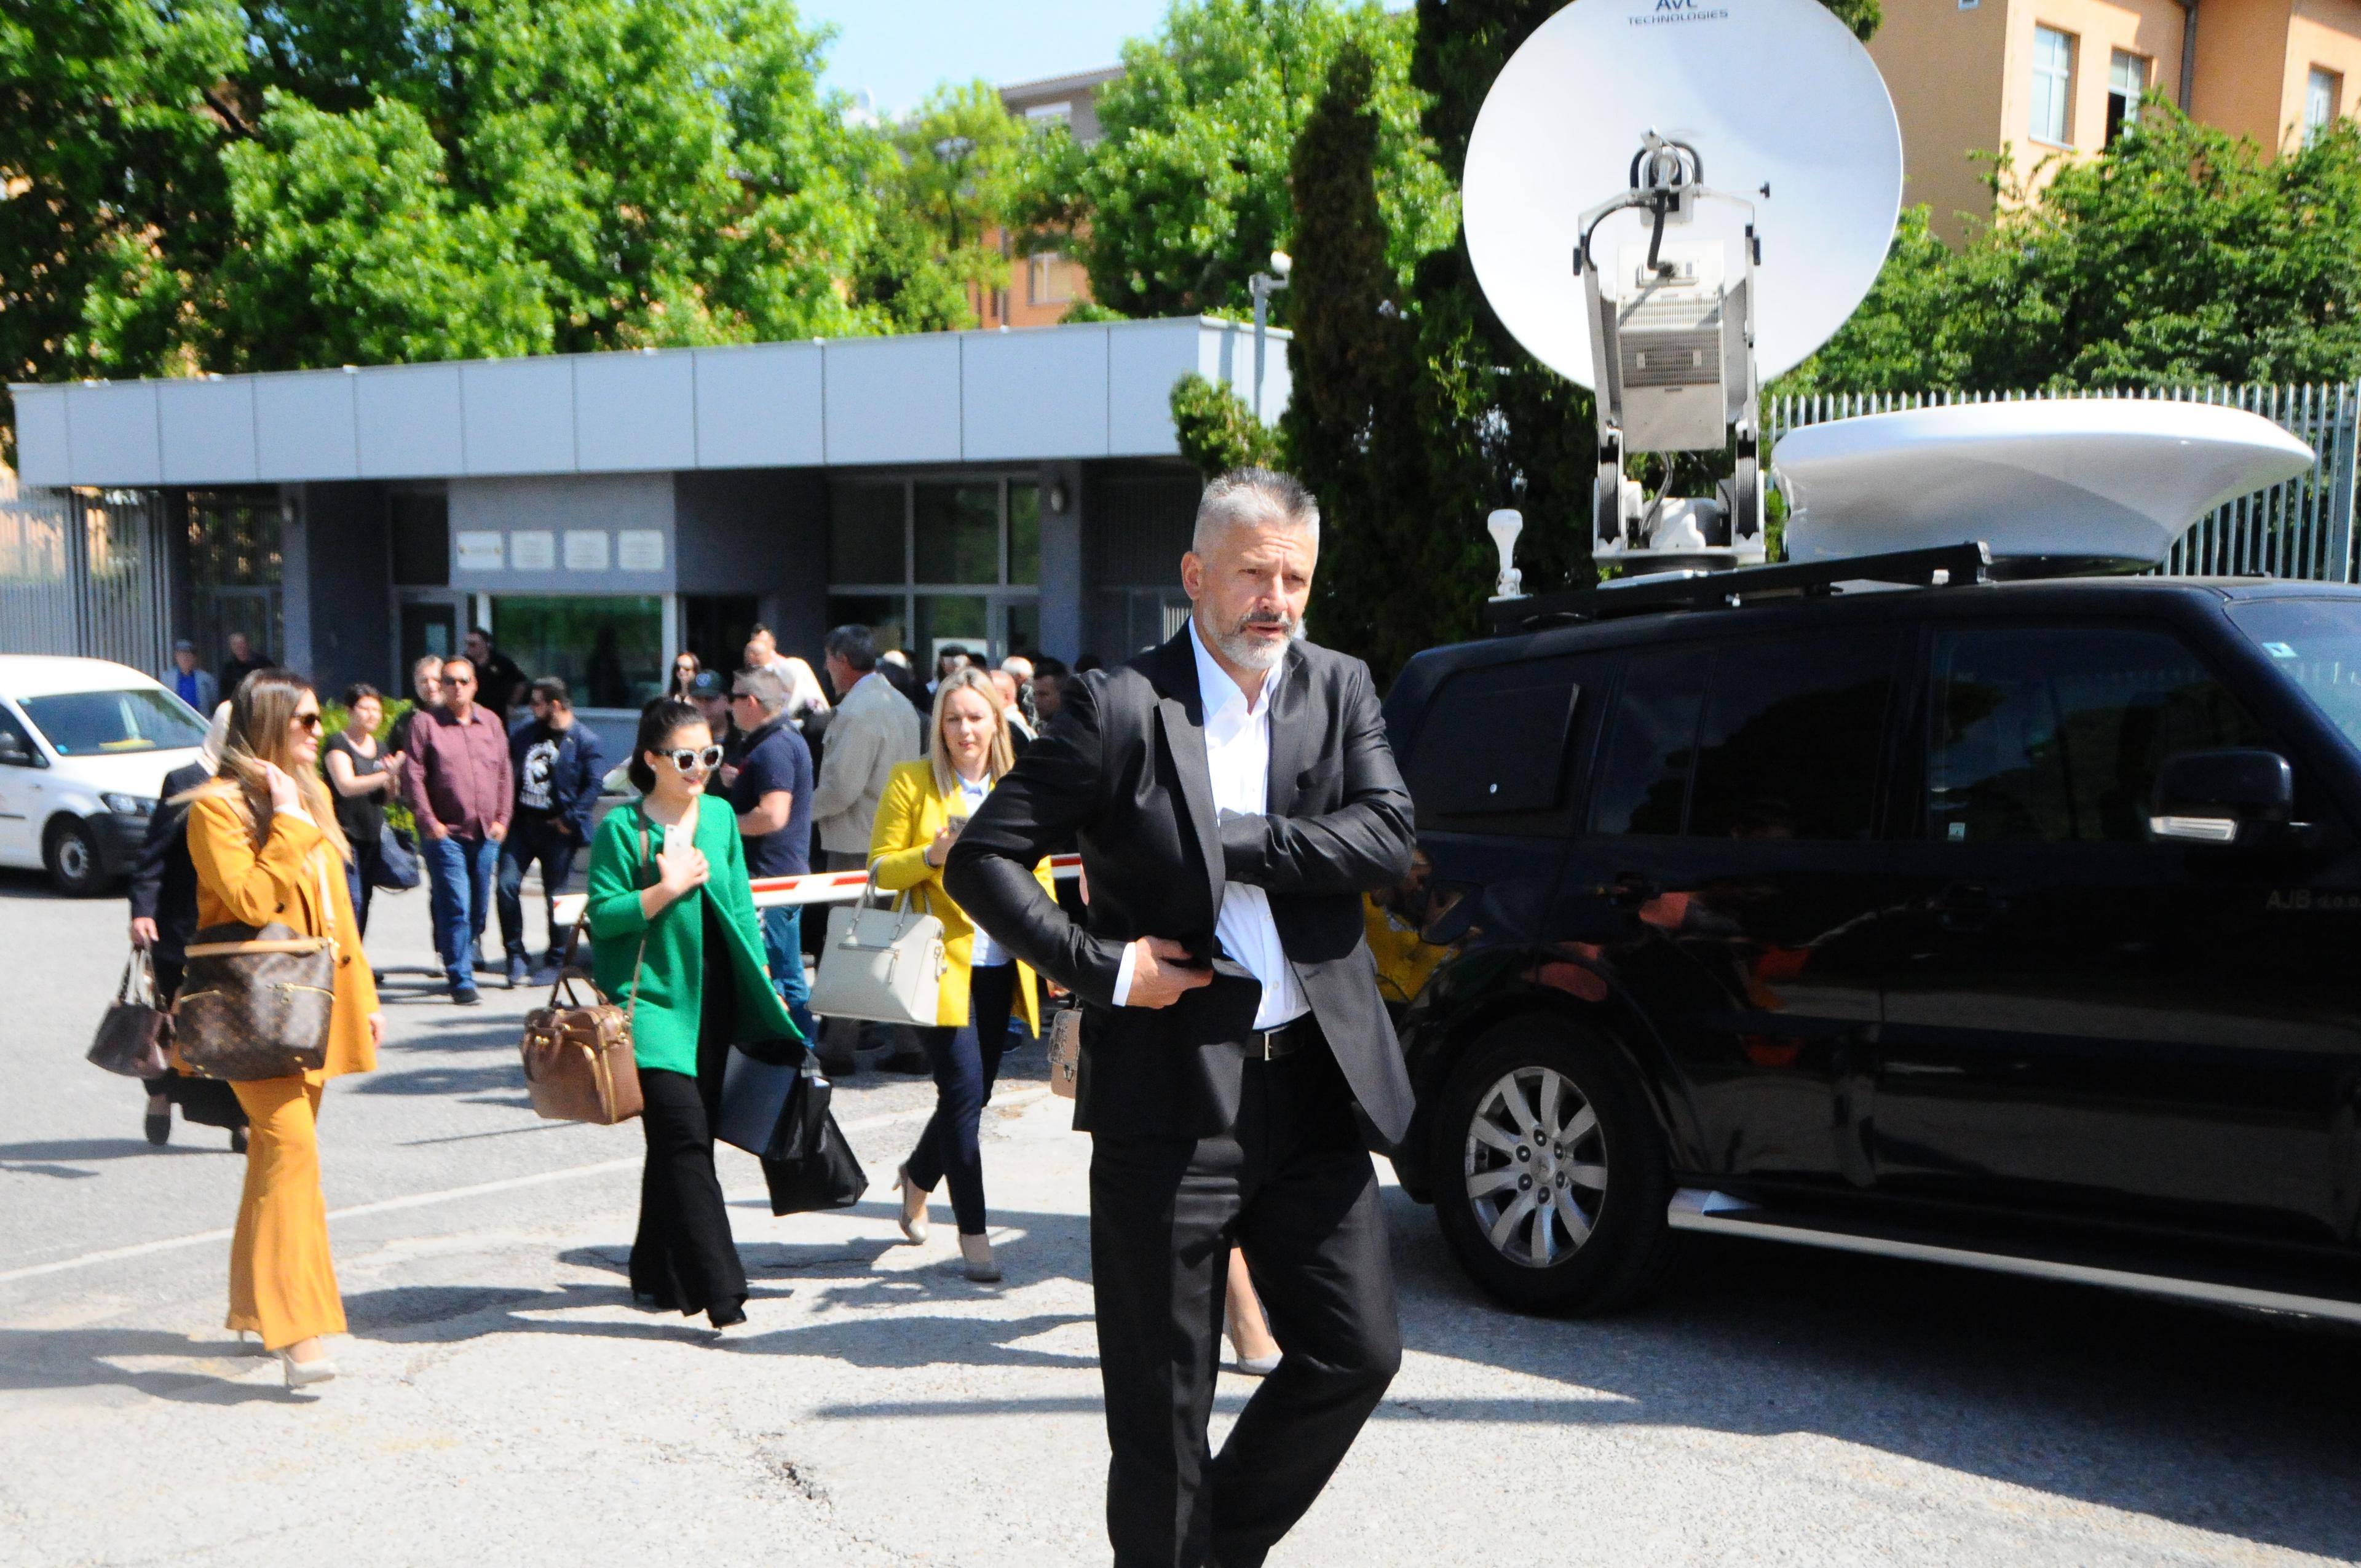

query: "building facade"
left=965, top=66, right=1122, bottom=332
left=7, top=316, right=1289, bottom=744
left=1872, top=0, right=2361, bottom=242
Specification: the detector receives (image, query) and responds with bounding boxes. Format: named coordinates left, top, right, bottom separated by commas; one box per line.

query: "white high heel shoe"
left=959, top=1232, right=1002, bottom=1283
left=278, top=1348, right=338, bottom=1389
left=895, top=1164, right=930, bottom=1245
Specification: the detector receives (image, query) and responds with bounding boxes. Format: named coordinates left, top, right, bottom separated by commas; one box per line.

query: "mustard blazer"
left=183, top=792, right=379, bottom=1082
left=869, top=760, right=1056, bottom=1032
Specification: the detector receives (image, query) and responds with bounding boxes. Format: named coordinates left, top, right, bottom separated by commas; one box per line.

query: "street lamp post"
left=1248, top=250, right=1293, bottom=422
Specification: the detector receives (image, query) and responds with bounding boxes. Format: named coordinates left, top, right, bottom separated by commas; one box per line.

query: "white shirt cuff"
left=1112, top=938, right=1138, bottom=1007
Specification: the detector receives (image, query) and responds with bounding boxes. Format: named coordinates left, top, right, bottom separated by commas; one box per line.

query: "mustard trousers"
left=226, top=1077, right=346, bottom=1350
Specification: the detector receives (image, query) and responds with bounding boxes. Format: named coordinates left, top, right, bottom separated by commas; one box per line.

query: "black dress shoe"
left=506, top=954, right=530, bottom=988
left=144, top=1111, right=170, bottom=1147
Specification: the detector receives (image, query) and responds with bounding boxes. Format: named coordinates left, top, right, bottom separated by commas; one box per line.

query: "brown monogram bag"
left=519, top=921, right=647, bottom=1126
left=173, top=855, right=341, bottom=1082
left=87, top=947, right=172, bottom=1079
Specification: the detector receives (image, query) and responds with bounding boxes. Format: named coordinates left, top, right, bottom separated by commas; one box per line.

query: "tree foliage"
left=1790, top=102, right=2361, bottom=394
left=1171, top=371, right=1283, bottom=477
left=852, top=80, right=1035, bottom=333
left=1021, top=0, right=1453, bottom=323
left=3, top=0, right=877, bottom=461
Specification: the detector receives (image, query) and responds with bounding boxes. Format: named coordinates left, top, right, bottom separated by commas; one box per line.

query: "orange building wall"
left=1869, top=0, right=2014, bottom=241
left=2192, top=0, right=2297, bottom=145
left=2283, top=0, right=2361, bottom=145
left=1997, top=0, right=2191, bottom=205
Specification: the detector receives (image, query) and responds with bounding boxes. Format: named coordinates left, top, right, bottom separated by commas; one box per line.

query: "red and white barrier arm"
left=549, top=852, right=1083, bottom=930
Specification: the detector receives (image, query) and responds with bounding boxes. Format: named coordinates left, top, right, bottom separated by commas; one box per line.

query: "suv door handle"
left=1930, top=883, right=2007, bottom=933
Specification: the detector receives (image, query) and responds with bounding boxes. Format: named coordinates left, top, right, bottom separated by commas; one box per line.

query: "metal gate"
left=1765, top=384, right=2361, bottom=582
left=0, top=488, right=174, bottom=671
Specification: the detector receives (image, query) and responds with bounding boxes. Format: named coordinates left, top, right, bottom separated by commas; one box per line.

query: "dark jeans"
left=344, top=831, right=382, bottom=936
left=1089, top=1030, right=1402, bottom=1568
left=757, top=903, right=818, bottom=1046
left=497, top=815, right=579, bottom=962
left=631, top=1066, right=746, bottom=1326
left=904, top=962, right=1020, bottom=1235
left=421, top=831, right=500, bottom=990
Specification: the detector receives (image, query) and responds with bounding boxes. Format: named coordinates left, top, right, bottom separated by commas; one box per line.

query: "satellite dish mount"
left=1574, top=129, right=1764, bottom=573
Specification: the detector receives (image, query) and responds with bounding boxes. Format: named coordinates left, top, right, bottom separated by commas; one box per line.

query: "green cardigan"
left=585, top=794, right=802, bottom=1076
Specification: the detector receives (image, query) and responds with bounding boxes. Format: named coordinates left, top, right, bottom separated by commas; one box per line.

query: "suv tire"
left=44, top=817, right=106, bottom=897
left=1430, top=1015, right=1677, bottom=1315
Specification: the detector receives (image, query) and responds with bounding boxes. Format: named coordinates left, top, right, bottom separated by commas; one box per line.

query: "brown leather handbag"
left=173, top=855, right=341, bottom=1082
left=519, top=924, right=647, bottom=1126
left=87, top=946, right=172, bottom=1079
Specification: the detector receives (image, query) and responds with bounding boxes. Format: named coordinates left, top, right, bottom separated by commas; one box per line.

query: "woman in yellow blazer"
left=871, top=667, right=1053, bottom=1282
left=181, top=670, right=381, bottom=1390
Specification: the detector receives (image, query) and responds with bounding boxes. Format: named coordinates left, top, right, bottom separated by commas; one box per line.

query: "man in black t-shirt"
left=726, top=667, right=816, bottom=1043
left=465, top=627, right=530, bottom=718
left=497, top=677, right=604, bottom=984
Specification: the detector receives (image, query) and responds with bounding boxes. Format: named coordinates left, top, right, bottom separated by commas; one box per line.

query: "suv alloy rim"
left=1463, top=1066, right=1608, bottom=1268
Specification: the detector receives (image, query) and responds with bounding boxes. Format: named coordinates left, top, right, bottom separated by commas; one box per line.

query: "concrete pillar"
left=1038, top=459, right=1085, bottom=663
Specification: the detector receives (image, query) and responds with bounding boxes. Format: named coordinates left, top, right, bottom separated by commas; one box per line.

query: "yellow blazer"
left=869, top=759, right=1055, bottom=1032
left=183, top=792, right=379, bottom=1082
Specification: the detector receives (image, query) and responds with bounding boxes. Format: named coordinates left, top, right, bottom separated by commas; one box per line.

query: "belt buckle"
left=1252, top=1025, right=1287, bottom=1061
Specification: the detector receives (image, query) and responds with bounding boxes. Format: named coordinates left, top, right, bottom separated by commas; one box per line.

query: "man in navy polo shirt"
left=727, top=665, right=817, bottom=1043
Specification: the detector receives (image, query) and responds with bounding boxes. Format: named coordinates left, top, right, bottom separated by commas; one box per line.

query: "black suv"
left=1381, top=545, right=2361, bottom=1320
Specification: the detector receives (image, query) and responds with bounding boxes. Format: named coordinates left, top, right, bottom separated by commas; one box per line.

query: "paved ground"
left=6, top=868, right=2361, bottom=1566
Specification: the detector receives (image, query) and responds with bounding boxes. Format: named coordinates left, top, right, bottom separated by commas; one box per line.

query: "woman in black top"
left=321, top=684, right=404, bottom=935
left=666, top=651, right=702, bottom=700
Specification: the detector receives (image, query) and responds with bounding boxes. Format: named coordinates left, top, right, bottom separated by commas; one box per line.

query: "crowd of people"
left=118, top=467, right=1444, bottom=1568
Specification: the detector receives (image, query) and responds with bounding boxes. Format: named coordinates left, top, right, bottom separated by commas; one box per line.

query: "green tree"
left=1022, top=0, right=1453, bottom=323
left=1790, top=101, right=2361, bottom=394
left=1170, top=370, right=1283, bottom=476
left=853, top=79, right=1032, bottom=333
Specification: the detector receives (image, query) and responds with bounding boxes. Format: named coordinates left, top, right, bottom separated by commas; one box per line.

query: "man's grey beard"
left=1206, top=609, right=1300, bottom=671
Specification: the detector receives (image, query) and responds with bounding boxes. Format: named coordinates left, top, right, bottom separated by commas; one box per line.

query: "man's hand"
left=425, top=819, right=450, bottom=841
left=486, top=820, right=508, bottom=844
left=1123, top=936, right=1211, bottom=1009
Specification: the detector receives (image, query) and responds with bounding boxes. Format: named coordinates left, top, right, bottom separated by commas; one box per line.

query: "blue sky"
left=797, top=1, right=1172, bottom=117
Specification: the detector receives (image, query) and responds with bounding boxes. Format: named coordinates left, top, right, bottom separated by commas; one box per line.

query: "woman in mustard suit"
left=871, top=667, right=1053, bottom=1282
left=183, top=670, right=381, bottom=1390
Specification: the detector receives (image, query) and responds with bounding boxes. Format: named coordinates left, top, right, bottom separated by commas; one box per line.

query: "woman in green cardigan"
left=586, top=697, right=802, bottom=1331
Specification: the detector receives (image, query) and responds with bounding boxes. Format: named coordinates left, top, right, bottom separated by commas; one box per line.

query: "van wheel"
left=1430, top=1016, right=1677, bottom=1315
left=44, top=818, right=105, bottom=897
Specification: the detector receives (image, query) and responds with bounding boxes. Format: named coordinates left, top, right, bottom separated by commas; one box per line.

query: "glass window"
left=829, top=483, right=906, bottom=585
left=491, top=595, right=664, bottom=711
left=389, top=492, right=449, bottom=587
left=0, top=708, right=36, bottom=766
left=916, top=594, right=991, bottom=670
left=1028, top=253, right=1080, bottom=306
left=2308, top=68, right=2342, bottom=147
left=1409, top=655, right=1597, bottom=829
left=914, top=482, right=999, bottom=585
left=2106, top=50, right=2145, bottom=145
left=827, top=594, right=908, bottom=662
left=1592, top=648, right=1709, bottom=836
left=2031, top=26, right=2074, bottom=145
left=1008, top=482, right=1042, bottom=587
left=18, top=689, right=208, bottom=756
left=1926, top=626, right=2260, bottom=845
left=1690, top=633, right=1898, bottom=841
left=2226, top=598, right=2361, bottom=747
left=1006, top=600, right=1042, bottom=658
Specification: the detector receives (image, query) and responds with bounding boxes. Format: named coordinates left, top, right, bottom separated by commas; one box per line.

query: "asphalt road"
left=4, top=868, right=2360, bottom=1566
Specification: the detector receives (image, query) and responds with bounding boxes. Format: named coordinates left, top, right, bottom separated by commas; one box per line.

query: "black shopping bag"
left=715, top=1041, right=802, bottom=1160
left=759, top=1062, right=868, bottom=1215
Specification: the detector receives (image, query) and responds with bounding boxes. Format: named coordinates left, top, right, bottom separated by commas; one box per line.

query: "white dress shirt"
left=951, top=773, right=1006, bottom=970
left=1112, top=620, right=1308, bottom=1029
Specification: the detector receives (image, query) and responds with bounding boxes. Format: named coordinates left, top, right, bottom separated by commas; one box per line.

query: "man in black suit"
left=946, top=468, right=1415, bottom=1568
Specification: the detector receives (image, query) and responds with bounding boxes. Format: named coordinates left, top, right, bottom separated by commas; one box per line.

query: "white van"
left=0, top=655, right=210, bottom=895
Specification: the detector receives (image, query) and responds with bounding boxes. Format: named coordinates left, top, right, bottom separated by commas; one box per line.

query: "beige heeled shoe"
left=279, top=1347, right=338, bottom=1389
left=895, top=1164, right=930, bottom=1245
left=959, top=1232, right=1002, bottom=1283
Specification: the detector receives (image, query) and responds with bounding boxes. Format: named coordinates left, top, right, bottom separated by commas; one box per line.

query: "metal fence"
left=0, top=488, right=175, bottom=672
left=1765, top=384, right=2361, bottom=582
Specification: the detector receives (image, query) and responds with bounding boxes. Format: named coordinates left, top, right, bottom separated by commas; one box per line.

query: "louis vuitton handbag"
left=809, top=866, right=946, bottom=1026
left=519, top=922, right=647, bottom=1127
left=87, top=946, right=172, bottom=1079
left=172, top=858, right=340, bottom=1082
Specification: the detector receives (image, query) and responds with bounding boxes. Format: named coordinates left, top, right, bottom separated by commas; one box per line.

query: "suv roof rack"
left=1485, top=540, right=1995, bottom=636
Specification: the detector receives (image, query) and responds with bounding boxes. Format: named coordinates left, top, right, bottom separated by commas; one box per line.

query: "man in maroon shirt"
left=401, top=655, right=513, bottom=1004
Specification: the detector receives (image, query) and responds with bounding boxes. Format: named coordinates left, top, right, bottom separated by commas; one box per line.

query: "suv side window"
left=1405, top=652, right=1605, bottom=834
left=1591, top=632, right=1899, bottom=839
left=1927, top=625, right=2262, bottom=844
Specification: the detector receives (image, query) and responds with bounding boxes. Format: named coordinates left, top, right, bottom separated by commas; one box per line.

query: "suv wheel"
left=44, top=818, right=105, bottom=897
left=1430, top=1016, right=1677, bottom=1315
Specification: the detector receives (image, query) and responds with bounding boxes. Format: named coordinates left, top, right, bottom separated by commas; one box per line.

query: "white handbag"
left=809, top=867, right=947, bottom=1026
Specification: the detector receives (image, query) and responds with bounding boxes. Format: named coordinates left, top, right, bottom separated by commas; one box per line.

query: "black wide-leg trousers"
left=1088, top=1028, right=1402, bottom=1568
left=631, top=1064, right=746, bottom=1324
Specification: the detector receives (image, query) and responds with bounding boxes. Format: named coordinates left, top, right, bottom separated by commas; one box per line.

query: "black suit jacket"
left=128, top=761, right=210, bottom=964
left=945, top=628, right=1417, bottom=1144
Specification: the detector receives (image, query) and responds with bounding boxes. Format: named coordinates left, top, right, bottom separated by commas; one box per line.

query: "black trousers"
left=497, top=814, right=578, bottom=960
left=905, top=961, right=1021, bottom=1235
left=631, top=1065, right=746, bottom=1324
left=1089, top=1027, right=1402, bottom=1568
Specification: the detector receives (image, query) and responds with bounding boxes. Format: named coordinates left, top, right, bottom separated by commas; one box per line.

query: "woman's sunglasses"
left=663, top=745, right=725, bottom=773
left=292, top=711, right=323, bottom=732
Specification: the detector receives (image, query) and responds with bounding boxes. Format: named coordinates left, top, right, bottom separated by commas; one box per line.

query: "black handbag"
left=371, top=823, right=421, bottom=891
left=715, top=1040, right=806, bottom=1160
left=759, top=1062, right=869, bottom=1214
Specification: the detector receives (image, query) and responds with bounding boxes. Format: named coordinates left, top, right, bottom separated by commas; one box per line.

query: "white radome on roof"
left=1773, top=400, right=2321, bottom=571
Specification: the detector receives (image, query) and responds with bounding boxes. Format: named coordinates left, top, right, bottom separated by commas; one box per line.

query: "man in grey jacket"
left=809, top=624, right=925, bottom=1069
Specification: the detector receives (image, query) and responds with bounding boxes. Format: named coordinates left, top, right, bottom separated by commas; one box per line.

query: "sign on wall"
left=456, top=531, right=504, bottom=571
left=563, top=529, right=611, bottom=571
left=509, top=529, right=556, bottom=571
left=617, top=529, right=665, bottom=572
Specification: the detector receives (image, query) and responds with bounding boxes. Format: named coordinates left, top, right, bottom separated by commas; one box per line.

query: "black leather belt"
left=1246, top=1016, right=1315, bottom=1061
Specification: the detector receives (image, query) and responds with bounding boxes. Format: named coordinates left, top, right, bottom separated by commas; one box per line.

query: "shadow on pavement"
left=0, top=1139, right=223, bottom=1170
left=0, top=1326, right=328, bottom=1405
